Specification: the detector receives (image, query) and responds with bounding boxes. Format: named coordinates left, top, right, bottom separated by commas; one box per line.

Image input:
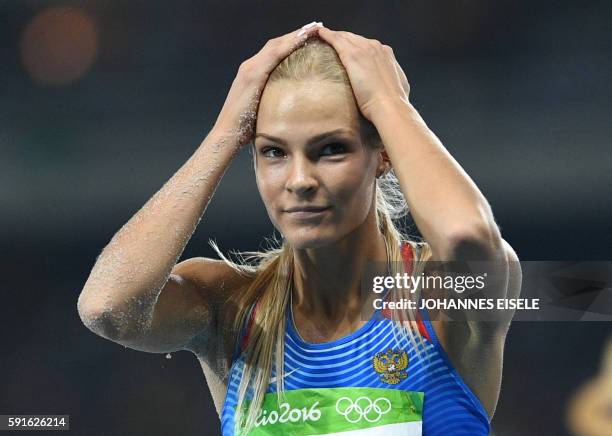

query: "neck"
left=291, top=210, right=390, bottom=325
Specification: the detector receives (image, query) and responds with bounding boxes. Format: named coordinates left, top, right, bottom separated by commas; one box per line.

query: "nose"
left=286, top=155, right=318, bottom=195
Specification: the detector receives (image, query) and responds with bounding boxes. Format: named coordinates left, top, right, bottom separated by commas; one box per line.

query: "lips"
left=285, top=205, right=331, bottom=219
left=285, top=206, right=330, bottom=213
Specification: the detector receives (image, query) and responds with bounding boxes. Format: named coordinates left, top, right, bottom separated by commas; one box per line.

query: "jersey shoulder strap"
left=386, top=241, right=431, bottom=342
left=239, top=299, right=262, bottom=354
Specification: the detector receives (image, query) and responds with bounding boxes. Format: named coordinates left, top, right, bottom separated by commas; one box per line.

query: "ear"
left=376, top=147, right=392, bottom=178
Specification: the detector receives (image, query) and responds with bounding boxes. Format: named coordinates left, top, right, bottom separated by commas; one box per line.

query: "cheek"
left=255, top=167, right=284, bottom=207
left=353, top=178, right=376, bottom=212
left=330, top=171, right=376, bottom=215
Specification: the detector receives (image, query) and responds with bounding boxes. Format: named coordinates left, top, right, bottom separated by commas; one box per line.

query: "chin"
left=284, top=228, right=339, bottom=250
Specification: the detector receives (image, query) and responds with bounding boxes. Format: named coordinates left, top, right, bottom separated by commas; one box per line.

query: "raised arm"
left=76, top=23, right=324, bottom=354
left=76, top=126, right=242, bottom=351
left=315, top=26, right=517, bottom=296
left=315, top=26, right=523, bottom=419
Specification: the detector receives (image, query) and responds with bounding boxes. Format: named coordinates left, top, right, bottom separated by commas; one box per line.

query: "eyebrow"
left=254, top=128, right=354, bottom=146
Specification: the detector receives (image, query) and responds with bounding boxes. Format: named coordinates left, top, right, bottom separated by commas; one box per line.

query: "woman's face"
left=254, top=80, right=383, bottom=249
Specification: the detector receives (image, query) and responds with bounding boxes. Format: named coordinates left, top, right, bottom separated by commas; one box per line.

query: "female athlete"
left=77, top=21, right=522, bottom=435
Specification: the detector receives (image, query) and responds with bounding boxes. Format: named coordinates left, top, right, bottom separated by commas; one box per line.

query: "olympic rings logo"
left=335, top=396, right=392, bottom=423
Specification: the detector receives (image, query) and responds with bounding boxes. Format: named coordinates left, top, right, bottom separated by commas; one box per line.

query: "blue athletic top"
left=220, top=243, right=491, bottom=435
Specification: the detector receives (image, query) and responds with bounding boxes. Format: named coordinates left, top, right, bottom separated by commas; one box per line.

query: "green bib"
left=237, top=387, right=424, bottom=435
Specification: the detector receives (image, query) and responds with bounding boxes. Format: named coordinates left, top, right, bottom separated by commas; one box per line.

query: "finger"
left=386, top=47, right=410, bottom=92
left=316, top=26, right=359, bottom=52
left=381, top=44, right=406, bottom=85
left=296, top=21, right=323, bottom=38
left=334, top=30, right=368, bottom=48
left=331, top=30, right=386, bottom=53
left=263, top=24, right=318, bottom=53
left=382, top=45, right=401, bottom=80
left=253, top=22, right=322, bottom=70
left=398, top=64, right=409, bottom=91
left=382, top=44, right=394, bottom=57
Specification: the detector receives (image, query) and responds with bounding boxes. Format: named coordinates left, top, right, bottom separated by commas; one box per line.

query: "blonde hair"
left=212, top=36, right=433, bottom=435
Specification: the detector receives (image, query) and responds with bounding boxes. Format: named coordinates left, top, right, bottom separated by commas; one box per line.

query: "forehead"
left=256, top=80, right=361, bottom=139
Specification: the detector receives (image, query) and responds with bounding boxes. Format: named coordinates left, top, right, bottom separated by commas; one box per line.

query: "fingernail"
left=301, top=21, right=319, bottom=30
left=298, top=22, right=323, bottom=38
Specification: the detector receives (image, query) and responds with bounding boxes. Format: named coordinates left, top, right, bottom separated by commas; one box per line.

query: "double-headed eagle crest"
left=372, top=348, right=409, bottom=385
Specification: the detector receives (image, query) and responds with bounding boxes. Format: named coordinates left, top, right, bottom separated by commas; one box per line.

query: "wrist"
left=202, top=126, right=242, bottom=155
left=369, top=97, right=419, bottom=126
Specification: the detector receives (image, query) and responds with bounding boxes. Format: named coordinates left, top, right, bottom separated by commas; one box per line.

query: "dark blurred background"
left=1, top=1, right=611, bottom=435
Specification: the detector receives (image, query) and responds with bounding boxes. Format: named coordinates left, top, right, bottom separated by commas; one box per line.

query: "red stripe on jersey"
left=382, top=242, right=431, bottom=342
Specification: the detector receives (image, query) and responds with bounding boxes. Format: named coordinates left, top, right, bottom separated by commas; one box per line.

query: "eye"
left=320, top=142, right=346, bottom=156
left=260, top=146, right=285, bottom=158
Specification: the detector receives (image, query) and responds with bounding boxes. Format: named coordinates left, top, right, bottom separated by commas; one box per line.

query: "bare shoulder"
left=172, top=257, right=253, bottom=306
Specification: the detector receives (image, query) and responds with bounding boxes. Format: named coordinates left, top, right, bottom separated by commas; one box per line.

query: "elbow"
left=79, top=309, right=125, bottom=341
left=77, top=292, right=99, bottom=332
left=442, top=222, right=503, bottom=261
left=77, top=293, right=131, bottom=341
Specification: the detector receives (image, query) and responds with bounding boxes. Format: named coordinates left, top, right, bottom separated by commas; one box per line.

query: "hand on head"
left=315, top=26, right=411, bottom=122
left=212, top=22, right=324, bottom=146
